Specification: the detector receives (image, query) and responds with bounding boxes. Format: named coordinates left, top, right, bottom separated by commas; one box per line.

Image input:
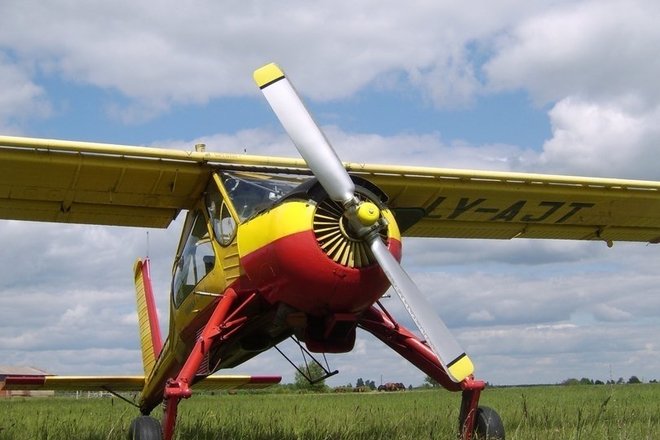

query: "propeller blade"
left=254, top=63, right=355, bottom=205
left=369, top=238, right=474, bottom=383
left=254, top=62, right=473, bottom=383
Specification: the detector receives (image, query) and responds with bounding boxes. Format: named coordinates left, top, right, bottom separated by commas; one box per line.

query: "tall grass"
left=1, top=385, right=658, bottom=439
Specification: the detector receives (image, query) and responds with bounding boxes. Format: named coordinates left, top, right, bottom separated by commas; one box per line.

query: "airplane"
left=2, top=62, right=660, bottom=440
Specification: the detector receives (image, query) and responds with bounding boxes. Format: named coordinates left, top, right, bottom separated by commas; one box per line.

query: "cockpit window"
left=172, top=210, right=215, bottom=307
left=206, top=182, right=236, bottom=246
left=221, top=172, right=304, bottom=221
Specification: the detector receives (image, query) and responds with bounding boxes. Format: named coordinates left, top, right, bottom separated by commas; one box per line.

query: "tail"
left=133, top=258, right=163, bottom=377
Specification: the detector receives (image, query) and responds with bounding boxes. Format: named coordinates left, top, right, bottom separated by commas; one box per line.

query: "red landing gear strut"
left=360, top=304, right=504, bottom=440
left=161, top=288, right=248, bottom=440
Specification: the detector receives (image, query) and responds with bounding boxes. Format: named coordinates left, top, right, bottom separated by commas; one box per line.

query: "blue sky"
left=26, top=69, right=552, bottom=150
left=1, top=0, right=660, bottom=389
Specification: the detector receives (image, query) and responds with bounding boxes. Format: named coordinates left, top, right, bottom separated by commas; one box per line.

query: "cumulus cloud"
left=169, top=126, right=535, bottom=174
left=536, top=98, right=660, bottom=179
left=484, top=0, right=660, bottom=179
left=485, top=0, right=660, bottom=106
left=0, top=0, right=565, bottom=123
left=0, top=55, right=49, bottom=129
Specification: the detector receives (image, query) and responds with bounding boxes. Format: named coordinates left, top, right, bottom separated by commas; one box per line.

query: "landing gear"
left=127, top=416, right=162, bottom=440
left=458, top=380, right=504, bottom=439
left=472, top=406, right=505, bottom=440
left=161, top=288, right=240, bottom=440
left=360, top=305, right=505, bottom=440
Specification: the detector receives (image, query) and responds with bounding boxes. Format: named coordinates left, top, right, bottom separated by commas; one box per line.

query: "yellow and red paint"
left=237, top=200, right=402, bottom=315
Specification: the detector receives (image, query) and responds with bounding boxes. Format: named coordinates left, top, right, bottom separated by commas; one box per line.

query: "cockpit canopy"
left=221, top=172, right=307, bottom=221
left=172, top=171, right=309, bottom=307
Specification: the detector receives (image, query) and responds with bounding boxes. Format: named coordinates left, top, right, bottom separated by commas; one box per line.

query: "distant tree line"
left=355, top=377, right=376, bottom=390
left=561, top=375, right=657, bottom=385
left=292, top=367, right=657, bottom=393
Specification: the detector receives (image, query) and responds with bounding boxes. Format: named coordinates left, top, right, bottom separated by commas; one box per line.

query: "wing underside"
left=2, top=135, right=659, bottom=242
left=357, top=166, right=660, bottom=243
left=0, top=136, right=213, bottom=228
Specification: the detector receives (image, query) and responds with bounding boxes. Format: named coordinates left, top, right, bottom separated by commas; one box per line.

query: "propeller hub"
left=356, top=202, right=380, bottom=226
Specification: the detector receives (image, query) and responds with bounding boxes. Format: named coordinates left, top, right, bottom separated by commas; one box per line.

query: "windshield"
left=221, top=172, right=305, bottom=221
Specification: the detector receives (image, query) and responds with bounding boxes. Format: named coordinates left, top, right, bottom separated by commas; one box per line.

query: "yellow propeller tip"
left=254, top=63, right=285, bottom=88
left=447, top=354, right=474, bottom=382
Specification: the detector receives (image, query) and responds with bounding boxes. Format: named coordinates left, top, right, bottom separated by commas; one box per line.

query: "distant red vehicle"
left=378, top=382, right=406, bottom=392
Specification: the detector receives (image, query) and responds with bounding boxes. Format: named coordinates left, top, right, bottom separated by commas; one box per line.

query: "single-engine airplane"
left=2, top=63, right=660, bottom=440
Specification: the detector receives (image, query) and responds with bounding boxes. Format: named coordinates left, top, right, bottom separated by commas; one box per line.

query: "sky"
left=1, top=0, right=660, bottom=390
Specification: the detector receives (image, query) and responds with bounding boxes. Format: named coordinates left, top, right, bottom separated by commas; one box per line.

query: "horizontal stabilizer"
left=1, top=374, right=281, bottom=392
left=195, top=374, right=282, bottom=390
left=2, top=375, right=145, bottom=391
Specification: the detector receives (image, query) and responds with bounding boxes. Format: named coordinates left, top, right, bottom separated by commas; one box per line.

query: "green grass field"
left=1, top=385, right=658, bottom=439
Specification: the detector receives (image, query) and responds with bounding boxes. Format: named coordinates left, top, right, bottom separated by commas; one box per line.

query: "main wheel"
left=128, top=416, right=162, bottom=440
left=472, top=406, right=505, bottom=440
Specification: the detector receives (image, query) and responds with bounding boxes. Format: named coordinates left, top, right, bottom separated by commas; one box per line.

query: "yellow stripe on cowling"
left=134, top=259, right=156, bottom=376
left=237, top=201, right=314, bottom=257
left=253, top=63, right=285, bottom=88
left=447, top=354, right=474, bottom=382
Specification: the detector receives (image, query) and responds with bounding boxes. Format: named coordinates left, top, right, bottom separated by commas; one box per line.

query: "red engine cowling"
left=239, top=201, right=401, bottom=314
left=237, top=181, right=402, bottom=352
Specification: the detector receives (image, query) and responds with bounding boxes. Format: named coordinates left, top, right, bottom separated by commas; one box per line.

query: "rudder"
left=133, top=258, right=163, bottom=377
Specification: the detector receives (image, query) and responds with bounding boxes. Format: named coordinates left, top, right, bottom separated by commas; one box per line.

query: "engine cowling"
left=237, top=180, right=402, bottom=316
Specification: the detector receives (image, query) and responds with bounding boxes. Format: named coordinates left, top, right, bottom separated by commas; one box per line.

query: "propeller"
left=253, top=63, right=474, bottom=383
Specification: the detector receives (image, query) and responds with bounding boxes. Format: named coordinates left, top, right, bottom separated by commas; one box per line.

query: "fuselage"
left=138, top=171, right=401, bottom=412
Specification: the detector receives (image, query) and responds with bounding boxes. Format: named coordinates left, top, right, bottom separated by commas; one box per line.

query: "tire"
left=472, top=406, right=505, bottom=440
left=127, top=416, right=162, bottom=440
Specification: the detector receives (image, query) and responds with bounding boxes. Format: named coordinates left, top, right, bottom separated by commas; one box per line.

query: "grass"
left=0, top=385, right=658, bottom=439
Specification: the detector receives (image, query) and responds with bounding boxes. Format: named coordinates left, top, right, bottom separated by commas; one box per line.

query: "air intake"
left=313, top=197, right=387, bottom=268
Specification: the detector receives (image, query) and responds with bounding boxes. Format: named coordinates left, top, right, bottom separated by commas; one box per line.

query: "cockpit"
left=172, top=171, right=307, bottom=307
left=221, top=172, right=305, bottom=221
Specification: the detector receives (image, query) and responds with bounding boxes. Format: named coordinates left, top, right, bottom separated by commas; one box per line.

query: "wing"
left=0, top=136, right=214, bottom=228
left=0, top=135, right=304, bottom=228
left=2, top=375, right=146, bottom=392
left=194, top=374, right=282, bottom=390
left=3, top=135, right=660, bottom=242
left=348, top=163, right=660, bottom=243
left=1, top=374, right=280, bottom=392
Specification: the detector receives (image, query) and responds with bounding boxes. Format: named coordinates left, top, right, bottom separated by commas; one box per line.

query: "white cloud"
left=537, top=97, right=660, bottom=179
left=0, top=55, right=49, bottom=129
left=467, top=309, right=495, bottom=323
left=171, top=126, right=535, bottom=174
left=0, top=0, right=565, bottom=121
left=484, top=0, right=660, bottom=179
left=485, top=0, right=660, bottom=107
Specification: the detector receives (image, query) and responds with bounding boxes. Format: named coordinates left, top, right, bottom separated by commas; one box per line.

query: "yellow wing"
left=3, top=135, right=660, bottom=243
left=349, top=163, right=660, bottom=243
left=0, top=135, right=303, bottom=228
left=1, top=374, right=280, bottom=392
left=0, top=136, right=213, bottom=227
